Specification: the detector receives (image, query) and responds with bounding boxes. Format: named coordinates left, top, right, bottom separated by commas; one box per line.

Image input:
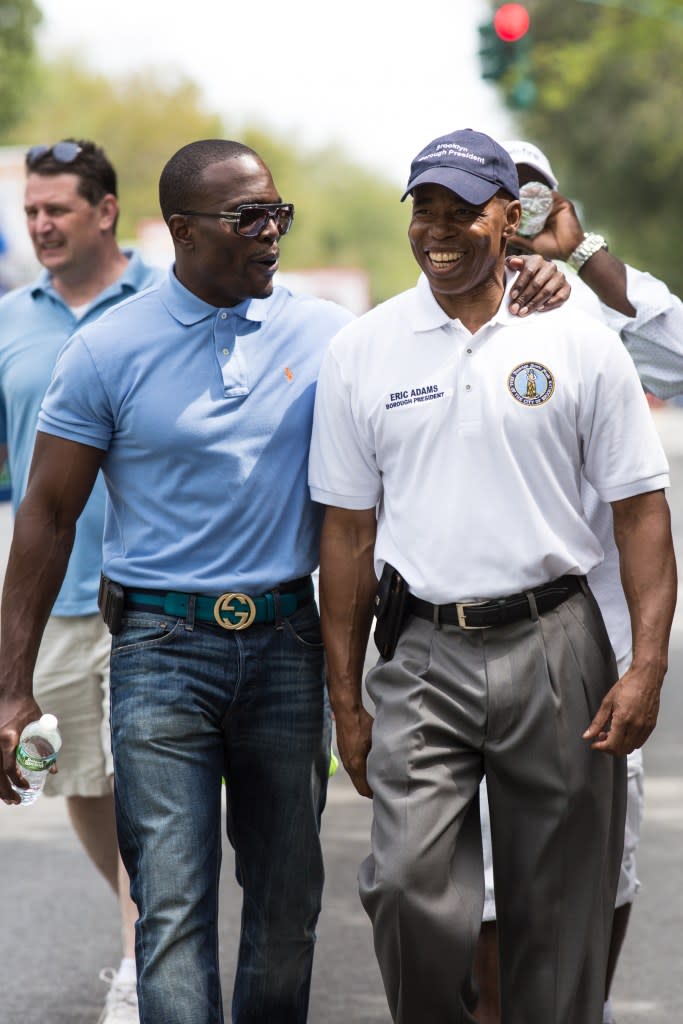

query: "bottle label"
left=16, top=745, right=57, bottom=771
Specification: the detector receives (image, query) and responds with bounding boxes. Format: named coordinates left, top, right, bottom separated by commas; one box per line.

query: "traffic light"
left=478, top=4, right=536, bottom=109
left=494, top=2, right=530, bottom=41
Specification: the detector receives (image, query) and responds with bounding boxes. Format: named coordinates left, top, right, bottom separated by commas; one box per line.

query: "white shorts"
left=32, top=614, right=113, bottom=798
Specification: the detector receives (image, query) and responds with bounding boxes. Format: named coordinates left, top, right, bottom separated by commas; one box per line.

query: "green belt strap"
left=126, top=586, right=308, bottom=624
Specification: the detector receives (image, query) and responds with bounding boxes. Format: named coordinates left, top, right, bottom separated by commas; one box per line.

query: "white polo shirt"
left=309, top=272, right=669, bottom=605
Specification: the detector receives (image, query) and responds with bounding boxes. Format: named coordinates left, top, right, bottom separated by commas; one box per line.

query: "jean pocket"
left=111, top=613, right=184, bottom=656
left=283, top=604, right=325, bottom=651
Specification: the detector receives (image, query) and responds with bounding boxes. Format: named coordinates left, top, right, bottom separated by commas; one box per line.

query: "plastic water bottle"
left=518, top=181, right=554, bottom=237
left=12, top=714, right=62, bottom=805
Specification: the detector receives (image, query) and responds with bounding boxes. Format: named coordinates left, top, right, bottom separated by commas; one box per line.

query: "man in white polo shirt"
left=308, top=128, right=677, bottom=1024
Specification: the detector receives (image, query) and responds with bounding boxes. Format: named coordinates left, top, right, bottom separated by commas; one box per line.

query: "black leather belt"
left=125, top=576, right=314, bottom=631
left=408, top=574, right=585, bottom=630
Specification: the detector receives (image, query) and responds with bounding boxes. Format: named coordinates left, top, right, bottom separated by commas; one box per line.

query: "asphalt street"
left=0, top=408, right=682, bottom=1024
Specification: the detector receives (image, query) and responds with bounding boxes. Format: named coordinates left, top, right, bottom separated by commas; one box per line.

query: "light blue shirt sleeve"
left=38, top=334, right=114, bottom=451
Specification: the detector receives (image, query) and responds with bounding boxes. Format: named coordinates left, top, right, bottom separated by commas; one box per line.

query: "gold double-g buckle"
left=213, top=592, right=257, bottom=630
left=455, top=600, right=492, bottom=630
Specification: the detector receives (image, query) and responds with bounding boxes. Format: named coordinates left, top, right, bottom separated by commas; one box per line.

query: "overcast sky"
left=37, top=0, right=517, bottom=186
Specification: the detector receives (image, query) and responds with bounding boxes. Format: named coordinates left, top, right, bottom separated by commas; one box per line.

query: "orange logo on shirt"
left=284, top=367, right=294, bottom=382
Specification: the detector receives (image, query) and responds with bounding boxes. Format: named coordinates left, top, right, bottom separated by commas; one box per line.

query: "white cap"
left=501, top=140, right=559, bottom=190
left=40, top=713, right=59, bottom=730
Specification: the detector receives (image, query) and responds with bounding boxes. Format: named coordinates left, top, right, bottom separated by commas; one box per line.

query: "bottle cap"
left=40, top=713, right=59, bottom=731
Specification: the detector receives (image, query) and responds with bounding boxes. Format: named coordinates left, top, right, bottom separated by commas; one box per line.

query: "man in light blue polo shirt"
left=0, top=139, right=161, bottom=1024
left=0, top=139, right=353, bottom=1024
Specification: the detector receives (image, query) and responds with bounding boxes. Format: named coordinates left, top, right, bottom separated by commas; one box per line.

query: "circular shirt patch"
left=507, top=362, right=555, bottom=406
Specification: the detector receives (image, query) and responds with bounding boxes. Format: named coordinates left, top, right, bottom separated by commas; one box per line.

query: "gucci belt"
left=124, top=577, right=314, bottom=629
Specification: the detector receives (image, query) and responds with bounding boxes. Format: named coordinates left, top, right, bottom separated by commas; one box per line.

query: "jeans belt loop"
left=526, top=589, right=539, bottom=622
left=433, top=603, right=441, bottom=631
left=185, top=593, right=196, bottom=632
left=272, top=588, right=283, bottom=630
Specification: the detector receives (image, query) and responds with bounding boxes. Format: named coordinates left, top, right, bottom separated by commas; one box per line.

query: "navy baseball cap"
left=401, top=129, right=520, bottom=205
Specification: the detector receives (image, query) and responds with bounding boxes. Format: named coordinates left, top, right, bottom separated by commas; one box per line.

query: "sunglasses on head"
left=26, top=141, right=83, bottom=168
left=177, top=203, right=295, bottom=238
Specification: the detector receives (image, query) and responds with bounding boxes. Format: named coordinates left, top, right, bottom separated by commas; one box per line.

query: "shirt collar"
left=410, top=273, right=454, bottom=333
left=159, top=267, right=283, bottom=326
left=30, top=248, right=149, bottom=303
left=489, top=269, right=523, bottom=326
left=411, top=268, right=521, bottom=332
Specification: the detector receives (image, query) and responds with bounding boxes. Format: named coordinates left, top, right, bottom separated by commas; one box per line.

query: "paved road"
left=1, top=409, right=682, bottom=1024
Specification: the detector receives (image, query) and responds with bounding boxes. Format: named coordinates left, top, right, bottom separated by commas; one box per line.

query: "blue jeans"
left=110, top=601, right=330, bottom=1024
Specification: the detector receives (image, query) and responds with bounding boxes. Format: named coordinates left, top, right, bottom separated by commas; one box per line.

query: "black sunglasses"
left=177, top=203, right=295, bottom=238
left=26, top=141, right=83, bottom=168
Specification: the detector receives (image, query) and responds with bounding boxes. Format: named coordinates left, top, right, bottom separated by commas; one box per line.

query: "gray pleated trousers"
left=359, top=587, right=626, bottom=1024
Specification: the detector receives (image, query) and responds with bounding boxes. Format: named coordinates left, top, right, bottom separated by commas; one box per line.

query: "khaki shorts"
left=33, top=614, right=112, bottom=798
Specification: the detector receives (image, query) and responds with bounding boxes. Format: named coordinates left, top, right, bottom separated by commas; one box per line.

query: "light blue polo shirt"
left=0, top=251, right=162, bottom=614
left=38, top=269, right=354, bottom=595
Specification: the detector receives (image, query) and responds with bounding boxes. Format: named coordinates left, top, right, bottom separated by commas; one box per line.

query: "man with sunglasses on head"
left=0, top=136, right=570, bottom=1024
left=0, top=138, right=161, bottom=1024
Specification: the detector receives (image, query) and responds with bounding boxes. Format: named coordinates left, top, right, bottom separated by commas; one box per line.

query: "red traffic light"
left=494, top=3, right=530, bottom=42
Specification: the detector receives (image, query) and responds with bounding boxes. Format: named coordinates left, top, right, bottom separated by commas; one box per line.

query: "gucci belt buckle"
left=213, top=592, right=257, bottom=630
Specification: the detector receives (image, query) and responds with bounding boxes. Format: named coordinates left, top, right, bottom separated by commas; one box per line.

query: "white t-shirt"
left=309, top=272, right=669, bottom=606
left=584, top=265, right=683, bottom=662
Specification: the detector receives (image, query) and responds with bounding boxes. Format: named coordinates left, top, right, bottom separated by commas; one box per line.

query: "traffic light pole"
left=477, top=5, right=535, bottom=110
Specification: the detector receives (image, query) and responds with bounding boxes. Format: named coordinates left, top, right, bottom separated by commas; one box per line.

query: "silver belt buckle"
left=455, top=600, right=492, bottom=630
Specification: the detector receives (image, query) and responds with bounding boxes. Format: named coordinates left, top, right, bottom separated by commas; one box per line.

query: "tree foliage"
left=484, top=0, right=683, bottom=292
left=0, top=0, right=42, bottom=133
left=3, top=56, right=224, bottom=242
left=2, top=57, right=416, bottom=303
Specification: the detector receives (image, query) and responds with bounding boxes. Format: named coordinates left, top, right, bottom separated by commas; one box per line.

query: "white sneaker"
left=98, top=967, right=140, bottom=1023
